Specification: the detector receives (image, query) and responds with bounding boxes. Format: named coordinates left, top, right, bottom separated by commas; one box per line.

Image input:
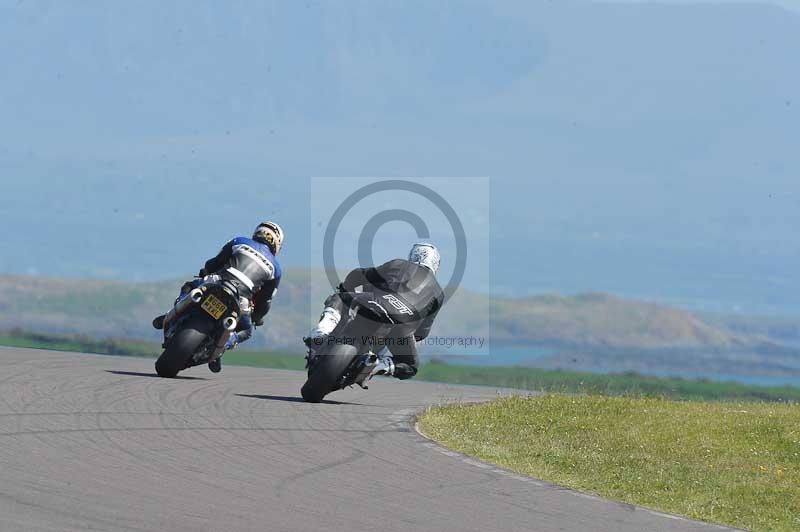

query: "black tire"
left=300, top=344, right=358, bottom=403
left=155, top=313, right=214, bottom=378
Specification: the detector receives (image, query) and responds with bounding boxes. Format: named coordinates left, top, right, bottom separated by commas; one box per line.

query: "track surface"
left=0, top=348, right=730, bottom=532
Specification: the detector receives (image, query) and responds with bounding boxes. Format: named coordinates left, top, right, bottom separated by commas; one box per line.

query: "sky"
left=601, top=0, right=799, bottom=11
left=0, top=0, right=798, bottom=315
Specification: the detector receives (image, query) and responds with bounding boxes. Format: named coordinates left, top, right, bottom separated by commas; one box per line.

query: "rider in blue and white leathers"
left=153, top=221, right=284, bottom=373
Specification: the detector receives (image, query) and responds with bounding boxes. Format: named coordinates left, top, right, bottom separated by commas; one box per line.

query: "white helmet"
left=253, top=221, right=285, bottom=255
left=409, top=243, right=440, bottom=275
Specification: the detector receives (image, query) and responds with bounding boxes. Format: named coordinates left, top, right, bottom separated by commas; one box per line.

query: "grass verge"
left=417, top=362, right=800, bottom=402
left=0, top=330, right=306, bottom=370
left=419, top=395, right=800, bottom=531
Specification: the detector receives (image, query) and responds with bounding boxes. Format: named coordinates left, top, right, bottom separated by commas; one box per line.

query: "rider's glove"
left=197, top=268, right=206, bottom=278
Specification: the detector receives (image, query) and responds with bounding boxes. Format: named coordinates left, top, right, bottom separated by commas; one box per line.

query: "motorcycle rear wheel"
left=155, top=314, right=214, bottom=378
left=300, top=344, right=358, bottom=403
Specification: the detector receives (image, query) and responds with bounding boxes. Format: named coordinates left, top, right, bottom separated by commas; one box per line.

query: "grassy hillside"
left=1, top=273, right=798, bottom=377
left=0, top=272, right=310, bottom=350
left=490, top=292, right=760, bottom=349
left=703, top=311, right=800, bottom=347
left=0, top=273, right=749, bottom=347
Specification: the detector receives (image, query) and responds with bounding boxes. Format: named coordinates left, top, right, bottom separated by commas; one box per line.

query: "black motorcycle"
left=301, top=290, right=416, bottom=403
left=155, top=280, right=241, bottom=378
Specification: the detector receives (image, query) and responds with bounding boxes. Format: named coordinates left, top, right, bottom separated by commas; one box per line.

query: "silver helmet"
left=253, top=221, right=285, bottom=255
left=408, top=243, right=441, bottom=275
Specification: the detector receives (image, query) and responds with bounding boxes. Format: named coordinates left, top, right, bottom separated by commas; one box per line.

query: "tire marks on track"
left=0, top=349, right=731, bottom=532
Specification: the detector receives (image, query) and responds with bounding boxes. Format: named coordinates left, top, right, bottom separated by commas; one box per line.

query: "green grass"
left=419, top=395, right=800, bottom=531
left=3, top=330, right=800, bottom=402
left=0, top=330, right=157, bottom=357
left=220, top=349, right=306, bottom=370
left=0, top=330, right=307, bottom=371
left=417, top=362, right=800, bottom=402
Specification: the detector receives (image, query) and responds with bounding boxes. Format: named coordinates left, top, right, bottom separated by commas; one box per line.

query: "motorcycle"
left=301, top=290, right=416, bottom=403
left=155, top=279, right=241, bottom=378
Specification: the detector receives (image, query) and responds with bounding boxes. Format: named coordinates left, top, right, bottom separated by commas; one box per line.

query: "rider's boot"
left=392, top=363, right=417, bottom=380
left=209, top=333, right=238, bottom=373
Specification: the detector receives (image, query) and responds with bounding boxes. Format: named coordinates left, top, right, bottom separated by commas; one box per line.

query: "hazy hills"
left=0, top=273, right=707, bottom=348
left=2, top=0, right=799, bottom=316
left=0, top=270, right=800, bottom=373
left=490, top=292, right=753, bottom=350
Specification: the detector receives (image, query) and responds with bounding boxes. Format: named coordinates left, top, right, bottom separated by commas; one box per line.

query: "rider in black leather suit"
left=305, top=243, right=444, bottom=380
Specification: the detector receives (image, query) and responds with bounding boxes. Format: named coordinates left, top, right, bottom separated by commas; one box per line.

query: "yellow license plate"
left=201, top=294, right=227, bottom=320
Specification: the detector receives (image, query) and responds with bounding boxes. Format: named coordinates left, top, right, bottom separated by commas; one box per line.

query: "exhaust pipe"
left=222, top=316, right=238, bottom=331
left=209, top=317, right=237, bottom=362
left=162, top=288, right=204, bottom=329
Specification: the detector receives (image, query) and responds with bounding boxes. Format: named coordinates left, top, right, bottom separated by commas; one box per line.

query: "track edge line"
left=411, top=408, right=739, bottom=531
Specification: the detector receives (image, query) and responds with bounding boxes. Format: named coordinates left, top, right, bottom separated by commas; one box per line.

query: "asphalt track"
left=0, top=348, right=733, bottom=532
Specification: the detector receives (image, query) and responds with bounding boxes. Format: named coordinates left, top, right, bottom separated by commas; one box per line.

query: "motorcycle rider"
left=153, top=221, right=284, bottom=373
left=304, top=243, right=444, bottom=380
